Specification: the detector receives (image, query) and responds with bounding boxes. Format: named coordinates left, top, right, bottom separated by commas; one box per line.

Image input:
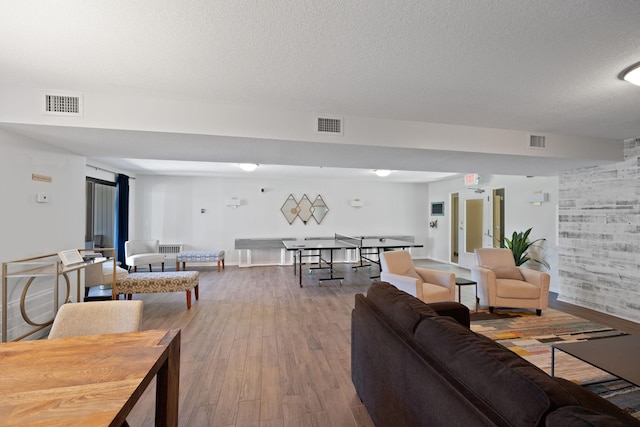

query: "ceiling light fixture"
left=621, top=62, right=640, bottom=86
left=239, top=163, right=259, bottom=172
left=374, top=169, right=392, bottom=177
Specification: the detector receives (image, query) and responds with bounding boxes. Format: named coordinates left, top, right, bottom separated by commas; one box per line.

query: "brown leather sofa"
left=351, top=281, right=640, bottom=426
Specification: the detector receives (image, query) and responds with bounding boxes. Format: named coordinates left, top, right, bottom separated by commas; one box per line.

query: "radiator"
left=159, top=244, right=183, bottom=258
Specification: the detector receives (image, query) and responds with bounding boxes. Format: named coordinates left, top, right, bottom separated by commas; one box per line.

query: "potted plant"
left=503, top=228, right=549, bottom=268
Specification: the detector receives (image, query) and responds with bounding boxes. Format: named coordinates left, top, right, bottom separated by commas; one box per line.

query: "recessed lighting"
left=374, top=169, right=392, bottom=177
left=239, top=163, right=259, bottom=172
left=621, top=63, right=640, bottom=86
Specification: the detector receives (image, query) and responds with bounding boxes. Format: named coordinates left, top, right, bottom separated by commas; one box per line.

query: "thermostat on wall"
left=36, top=193, right=49, bottom=203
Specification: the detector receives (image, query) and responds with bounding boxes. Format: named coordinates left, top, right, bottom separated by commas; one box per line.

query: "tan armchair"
left=471, top=248, right=550, bottom=316
left=125, top=240, right=165, bottom=272
left=380, top=250, right=455, bottom=303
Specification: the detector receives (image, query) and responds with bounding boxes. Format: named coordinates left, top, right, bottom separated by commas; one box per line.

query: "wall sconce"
left=350, top=198, right=364, bottom=208
left=528, top=192, right=548, bottom=205
left=225, top=198, right=241, bottom=208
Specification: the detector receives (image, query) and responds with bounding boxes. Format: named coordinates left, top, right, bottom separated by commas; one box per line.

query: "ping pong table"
left=283, top=234, right=423, bottom=287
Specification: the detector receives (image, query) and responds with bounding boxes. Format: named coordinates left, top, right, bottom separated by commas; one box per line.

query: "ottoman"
left=176, top=250, right=225, bottom=272
left=115, top=271, right=200, bottom=309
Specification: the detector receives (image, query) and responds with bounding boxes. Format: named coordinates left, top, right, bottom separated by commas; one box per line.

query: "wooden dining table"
left=0, top=328, right=180, bottom=427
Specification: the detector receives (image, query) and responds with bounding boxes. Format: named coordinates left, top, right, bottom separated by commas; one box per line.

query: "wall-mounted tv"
left=431, top=201, right=444, bottom=216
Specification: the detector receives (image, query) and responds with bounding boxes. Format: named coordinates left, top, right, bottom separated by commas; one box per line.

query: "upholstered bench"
left=176, top=250, right=225, bottom=272
left=115, top=271, right=199, bottom=309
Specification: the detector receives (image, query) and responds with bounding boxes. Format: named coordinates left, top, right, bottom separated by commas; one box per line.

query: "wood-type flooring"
left=125, top=260, right=640, bottom=426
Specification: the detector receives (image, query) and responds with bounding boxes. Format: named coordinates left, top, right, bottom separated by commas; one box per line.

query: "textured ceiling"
left=1, top=1, right=640, bottom=180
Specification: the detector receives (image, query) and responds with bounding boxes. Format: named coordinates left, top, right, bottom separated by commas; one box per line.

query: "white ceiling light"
left=622, top=63, right=640, bottom=86
left=374, top=169, right=392, bottom=177
left=239, top=163, right=259, bottom=171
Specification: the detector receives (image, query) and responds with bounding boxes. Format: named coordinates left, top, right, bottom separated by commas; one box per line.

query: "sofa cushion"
left=451, top=327, right=579, bottom=409
left=545, top=406, right=632, bottom=427
left=414, top=316, right=552, bottom=426
left=366, top=281, right=438, bottom=335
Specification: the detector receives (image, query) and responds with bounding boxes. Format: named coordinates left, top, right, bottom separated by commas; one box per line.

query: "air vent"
left=316, top=116, right=343, bottom=135
left=44, top=93, right=83, bottom=116
left=529, top=135, right=547, bottom=149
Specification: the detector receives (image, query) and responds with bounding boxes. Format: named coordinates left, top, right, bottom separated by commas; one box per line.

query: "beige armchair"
left=471, top=248, right=550, bottom=316
left=380, top=250, right=455, bottom=303
left=125, top=240, right=165, bottom=272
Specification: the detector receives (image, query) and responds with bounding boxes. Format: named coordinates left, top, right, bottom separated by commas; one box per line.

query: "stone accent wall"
left=558, top=138, right=640, bottom=323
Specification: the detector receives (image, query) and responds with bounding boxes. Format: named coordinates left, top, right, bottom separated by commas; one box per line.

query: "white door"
left=458, top=191, right=492, bottom=269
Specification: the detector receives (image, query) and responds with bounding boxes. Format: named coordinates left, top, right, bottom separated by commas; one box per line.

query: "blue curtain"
left=115, top=174, right=129, bottom=267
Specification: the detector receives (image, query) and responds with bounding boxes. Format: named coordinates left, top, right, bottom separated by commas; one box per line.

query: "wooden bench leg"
left=186, top=290, right=192, bottom=309
left=217, top=261, right=221, bottom=272
left=175, top=261, right=180, bottom=271
left=222, top=259, right=225, bottom=269
left=194, top=285, right=199, bottom=300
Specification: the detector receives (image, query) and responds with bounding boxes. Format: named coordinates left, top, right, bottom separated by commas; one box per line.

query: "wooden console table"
left=0, top=328, right=181, bottom=426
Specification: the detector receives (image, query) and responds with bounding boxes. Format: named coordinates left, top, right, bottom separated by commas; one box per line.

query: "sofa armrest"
left=425, top=301, right=470, bottom=328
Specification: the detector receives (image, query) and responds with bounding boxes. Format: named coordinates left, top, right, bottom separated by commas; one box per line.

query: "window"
left=86, top=178, right=116, bottom=249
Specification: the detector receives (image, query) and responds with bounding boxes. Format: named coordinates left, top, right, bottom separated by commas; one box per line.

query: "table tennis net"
left=334, top=233, right=362, bottom=247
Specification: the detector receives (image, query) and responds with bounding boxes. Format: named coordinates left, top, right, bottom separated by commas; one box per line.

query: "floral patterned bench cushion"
left=116, top=271, right=199, bottom=294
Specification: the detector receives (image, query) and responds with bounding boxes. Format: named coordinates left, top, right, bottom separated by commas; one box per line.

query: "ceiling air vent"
left=316, top=116, right=343, bottom=135
left=44, top=93, right=83, bottom=116
left=528, top=135, right=547, bottom=150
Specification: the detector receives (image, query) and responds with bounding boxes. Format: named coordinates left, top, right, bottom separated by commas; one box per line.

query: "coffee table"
left=551, top=334, right=640, bottom=386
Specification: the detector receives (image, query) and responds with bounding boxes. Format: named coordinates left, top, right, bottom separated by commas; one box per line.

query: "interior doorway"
left=492, top=188, right=505, bottom=247
left=450, top=193, right=459, bottom=263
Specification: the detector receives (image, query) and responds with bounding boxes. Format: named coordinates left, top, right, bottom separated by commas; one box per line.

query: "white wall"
left=0, top=128, right=85, bottom=341
left=132, top=175, right=430, bottom=264
left=427, top=174, right=559, bottom=291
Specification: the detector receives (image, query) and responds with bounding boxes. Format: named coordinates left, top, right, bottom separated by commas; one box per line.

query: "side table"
left=455, top=277, right=478, bottom=313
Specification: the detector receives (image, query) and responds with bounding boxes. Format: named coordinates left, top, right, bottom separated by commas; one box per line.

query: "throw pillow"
left=404, top=268, right=423, bottom=282
left=485, top=265, right=524, bottom=280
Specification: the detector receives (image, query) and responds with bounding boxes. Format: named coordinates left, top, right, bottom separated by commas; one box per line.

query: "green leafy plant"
left=503, top=228, right=549, bottom=268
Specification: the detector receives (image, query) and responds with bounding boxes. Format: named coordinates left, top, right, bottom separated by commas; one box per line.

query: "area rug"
left=470, top=308, right=640, bottom=419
